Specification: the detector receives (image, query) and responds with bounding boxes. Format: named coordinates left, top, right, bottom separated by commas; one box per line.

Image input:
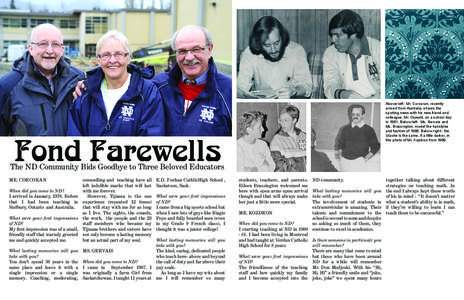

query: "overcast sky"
left=0, top=0, right=168, bottom=12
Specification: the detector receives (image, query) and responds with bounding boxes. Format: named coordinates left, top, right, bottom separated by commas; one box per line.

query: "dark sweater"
left=334, top=124, right=380, bottom=160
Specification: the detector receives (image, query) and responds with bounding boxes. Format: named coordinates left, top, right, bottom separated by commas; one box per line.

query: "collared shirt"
left=322, top=36, right=380, bottom=99
left=351, top=121, right=365, bottom=128
left=38, top=67, right=58, bottom=94
left=181, top=66, right=209, bottom=85
left=347, top=36, right=371, bottom=81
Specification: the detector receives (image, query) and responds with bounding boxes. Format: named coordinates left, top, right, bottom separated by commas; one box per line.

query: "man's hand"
left=72, top=80, right=86, bottom=101
left=366, top=91, right=381, bottom=99
left=237, top=88, right=260, bottom=99
left=250, top=89, right=278, bottom=99
left=340, top=89, right=364, bottom=99
left=277, top=87, right=291, bottom=99
left=291, top=84, right=308, bottom=98
left=364, top=152, right=374, bottom=162
left=278, top=83, right=307, bottom=99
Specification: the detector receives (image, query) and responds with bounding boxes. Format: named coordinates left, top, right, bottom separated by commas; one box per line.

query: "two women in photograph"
left=237, top=105, right=306, bottom=172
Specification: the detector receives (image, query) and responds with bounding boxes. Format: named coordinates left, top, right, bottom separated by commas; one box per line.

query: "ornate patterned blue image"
left=386, top=9, right=464, bottom=99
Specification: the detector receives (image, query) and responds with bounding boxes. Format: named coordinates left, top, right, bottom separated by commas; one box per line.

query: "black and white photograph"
left=1, top=0, right=464, bottom=298
left=236, top=9, right=381, bottom=99
left=311, top=102, right=381, bottom=172
left=237, top=102, right=306, bottom=172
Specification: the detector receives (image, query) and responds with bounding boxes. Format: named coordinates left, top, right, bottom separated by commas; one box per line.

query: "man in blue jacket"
left=152, top=25, right=232, bottom=136
left=0, top=23, right=84, bottom=136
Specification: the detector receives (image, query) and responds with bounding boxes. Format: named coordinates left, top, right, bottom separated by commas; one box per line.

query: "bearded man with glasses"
left=152, top=25, right=232, bottom=136
left=0, top=23, right=84, bottom=136
left=237, top=16, right=312, bottom=99
left=67, top=30, right=164, bottom=136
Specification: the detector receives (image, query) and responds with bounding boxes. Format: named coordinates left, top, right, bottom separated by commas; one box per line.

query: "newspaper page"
left=2, top=0, right=464, bottom=299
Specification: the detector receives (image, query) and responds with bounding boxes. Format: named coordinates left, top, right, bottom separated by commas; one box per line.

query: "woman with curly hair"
left=237, top=111, right=275, bottom=172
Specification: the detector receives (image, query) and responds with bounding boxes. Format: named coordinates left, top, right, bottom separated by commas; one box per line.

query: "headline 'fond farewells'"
left=13, top=140, right=221, bottom=162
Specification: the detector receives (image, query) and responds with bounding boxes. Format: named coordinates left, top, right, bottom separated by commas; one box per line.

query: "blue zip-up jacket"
left=152, top=57, right=232, bottom=136
left=0, top=51, right=84, bottom=136
left=67, top=64, right=165, bottom=136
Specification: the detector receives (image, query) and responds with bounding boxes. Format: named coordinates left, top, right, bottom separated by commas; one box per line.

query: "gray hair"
left=171, top=25, right=213, bottom=50
left=96, top=30, right=131, bottom=56
left=30, top=23, right=62, bottom=42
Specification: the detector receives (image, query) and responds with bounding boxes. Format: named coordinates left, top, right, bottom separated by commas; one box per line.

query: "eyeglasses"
left=31, top=41, right=62, bottom=50
left=174, top=47, right=207, bottom=56
left=97, top=52, right=130, bottom=62
left=263, top=39, right=281, bottom=49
